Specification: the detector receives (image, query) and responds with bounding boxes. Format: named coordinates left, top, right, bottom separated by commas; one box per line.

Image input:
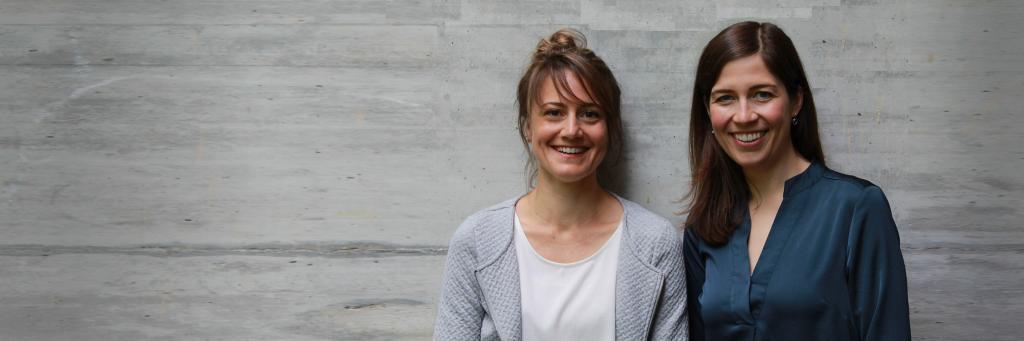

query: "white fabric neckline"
left=513, top=213, right=623, bottom=267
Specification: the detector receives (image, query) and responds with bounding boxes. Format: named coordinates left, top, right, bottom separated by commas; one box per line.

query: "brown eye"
left=543, top=109, right=561, bottom=117
left=580, top=110, right=601, bottom=122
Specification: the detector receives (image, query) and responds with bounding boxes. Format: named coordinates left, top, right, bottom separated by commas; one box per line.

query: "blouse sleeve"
left=845, top=186, right=911, bottom=340
left=683, top=229, right=706, bottom=341
left=434, top=222, right=485, bottom=340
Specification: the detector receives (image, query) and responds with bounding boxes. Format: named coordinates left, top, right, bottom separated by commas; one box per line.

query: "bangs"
left=528, top=61, right=604, bottom=111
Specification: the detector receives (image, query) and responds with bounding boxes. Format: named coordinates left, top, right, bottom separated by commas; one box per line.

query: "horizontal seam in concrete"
left=0, top=64, right=436, bottom=69
left=0, top=243, right=448, bottom=258
left=0, top=23, right=443, bottom=27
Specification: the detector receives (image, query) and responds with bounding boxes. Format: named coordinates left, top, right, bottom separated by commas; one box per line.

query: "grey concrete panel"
left=0, top=25, right=438, bottom=68
left=783, top=4, right=1024, bottom=72
left=581, top=0, right=716, bottom=31
left=449, top=0, right=581, bottom=25
left=905, top=248, right=1024, bottom=341
left=0, top=66, right=491, bottom=246
left=0, top=253, right=443, bottom=340
left=0, top=0, right=458, bottom=25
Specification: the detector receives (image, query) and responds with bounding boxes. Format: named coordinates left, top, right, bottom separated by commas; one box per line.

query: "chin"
left=728, top=154, right=769, bottom=170
left=545, top=167, right=598, bottom=184
left=552, top=173, right=591, bottom=184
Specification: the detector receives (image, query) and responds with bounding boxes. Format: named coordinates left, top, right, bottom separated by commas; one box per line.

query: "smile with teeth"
left=554, top=146, right=588, bottom=154
left=732, top=131, right=765, bottom=143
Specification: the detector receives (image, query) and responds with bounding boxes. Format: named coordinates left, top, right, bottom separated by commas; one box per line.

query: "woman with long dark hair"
left=682, top=22, right=910, bottom=340
left=434, top=28, right=688, bottom=340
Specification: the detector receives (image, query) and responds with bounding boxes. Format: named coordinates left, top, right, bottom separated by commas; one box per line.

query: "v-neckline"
left=739, top=162, right=820, bottom=279
left=724, top=162, right=826, bottom=322
left=744, top=201, right=785, bottom=278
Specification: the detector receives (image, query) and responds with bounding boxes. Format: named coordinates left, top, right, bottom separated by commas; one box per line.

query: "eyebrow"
left=540, top=101, right=600, bottom=108
left=711, top=83, right=779, bottom=95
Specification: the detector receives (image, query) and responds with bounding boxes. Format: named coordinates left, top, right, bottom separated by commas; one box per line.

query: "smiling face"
left=525, top=71, right=608, bottom=185
left=709, top=54, right=803, bottom=173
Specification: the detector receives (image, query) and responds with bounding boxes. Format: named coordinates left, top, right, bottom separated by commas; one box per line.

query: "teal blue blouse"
left=684, top=162, right=910, bottom=340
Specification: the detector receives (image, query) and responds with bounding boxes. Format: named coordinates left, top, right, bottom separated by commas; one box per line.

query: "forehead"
left=536, top=70, right=596, bottom=104
left=712, top=54, right=780, bottom=90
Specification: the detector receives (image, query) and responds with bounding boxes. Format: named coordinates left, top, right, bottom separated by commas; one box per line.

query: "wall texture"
left=1, top=0, right=1021, bottom=340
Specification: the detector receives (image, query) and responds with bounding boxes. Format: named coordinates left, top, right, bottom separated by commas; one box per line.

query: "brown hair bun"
left=534, top=29, right=587, bottom=58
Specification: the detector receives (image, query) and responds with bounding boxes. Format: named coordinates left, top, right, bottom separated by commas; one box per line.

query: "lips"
left=553, top=146, right=589, bottom=155
left=732, top=131, right=765, bottom=143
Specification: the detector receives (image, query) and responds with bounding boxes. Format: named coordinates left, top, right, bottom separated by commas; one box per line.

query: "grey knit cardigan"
left=433, top=194, right=689, bottom=340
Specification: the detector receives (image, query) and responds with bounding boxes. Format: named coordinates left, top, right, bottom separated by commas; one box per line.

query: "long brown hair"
left=684, top=21, right=825, bottom=245
left=516, top=28, right=623, bottom=188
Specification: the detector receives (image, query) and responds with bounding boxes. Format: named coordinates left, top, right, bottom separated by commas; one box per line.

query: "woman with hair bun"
left=682, top=21, right=910, bottom=340
left=434, top=28, right=688, bottom=341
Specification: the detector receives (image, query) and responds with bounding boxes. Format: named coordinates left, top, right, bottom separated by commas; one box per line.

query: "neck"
left=743, top=147, right=811, bottom=204
left=523, top=172, right=608, bottom=231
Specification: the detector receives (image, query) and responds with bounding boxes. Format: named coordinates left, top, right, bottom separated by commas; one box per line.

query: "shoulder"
left=682, top=227, right=705, bottom=251
left=618, top=197, right=684, bottom=269
left=819, top=166, right=890, bottom=208
left=620, top=198, right=677, bottom=239
left=446, top=197, right=518, bottom=269
left=821, top=166, right=878, bottom=192
left=817, top=167, right=897, bottom=233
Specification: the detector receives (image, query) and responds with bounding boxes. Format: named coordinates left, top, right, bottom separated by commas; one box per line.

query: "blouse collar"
left=783, top=161, right=825, bottom=198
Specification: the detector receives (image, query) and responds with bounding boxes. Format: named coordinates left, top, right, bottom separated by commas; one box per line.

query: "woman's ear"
left=790, top=88, right=804, bottom=118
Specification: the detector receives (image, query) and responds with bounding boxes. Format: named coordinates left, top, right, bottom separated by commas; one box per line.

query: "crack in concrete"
left=342, top=298, right=424, bottom=310
left=902, top=243, right=1024, bottom=253
left=0, top=242, right=448, bottom=258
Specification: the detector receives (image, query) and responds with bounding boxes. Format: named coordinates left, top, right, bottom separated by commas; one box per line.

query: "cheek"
left=707, top=114, right=731, bottom=146
left=708, top=111, right=729, bottom=130
left=526, top=118, right=551, bottom=142
left=595, top=122, right=610, bottom=140
left=589, top=124, right=610, bottom=148
left=764, top=100, right=792, bottom=121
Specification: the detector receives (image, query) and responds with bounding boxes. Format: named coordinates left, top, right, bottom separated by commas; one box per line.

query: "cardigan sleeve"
left=682, top=229, right=706, bottom=341
left=845, top=186, right=911, bottom=340
left=434, top=220, right=486, bottom=341
left=649, top=226, right=690, bottom=340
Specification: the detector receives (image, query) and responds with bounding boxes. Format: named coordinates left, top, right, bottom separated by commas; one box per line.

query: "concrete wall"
left=1, top=0, right=1021, bottom=340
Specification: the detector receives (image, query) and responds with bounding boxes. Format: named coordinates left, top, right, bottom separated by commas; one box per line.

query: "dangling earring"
left=792, top=117, right=799, bottom=126
left=710, top=129, right=715, bottom=135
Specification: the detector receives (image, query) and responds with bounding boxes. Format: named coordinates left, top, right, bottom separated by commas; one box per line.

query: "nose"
left=734, top=99, right=758, bottom=124
left=563, top=113, right=583, bottom=138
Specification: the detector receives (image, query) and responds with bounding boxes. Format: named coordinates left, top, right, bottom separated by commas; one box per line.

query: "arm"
left=650, top=227, right=689, bottom=340
left=846, top=186, right=911, bottom=340
left=682, top=229, right=706, bottom=341
left=434, top=222, right=485, bottom=341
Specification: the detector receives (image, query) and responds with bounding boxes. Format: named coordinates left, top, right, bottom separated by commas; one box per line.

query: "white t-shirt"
left=514, top=213, right=621, bottom=341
